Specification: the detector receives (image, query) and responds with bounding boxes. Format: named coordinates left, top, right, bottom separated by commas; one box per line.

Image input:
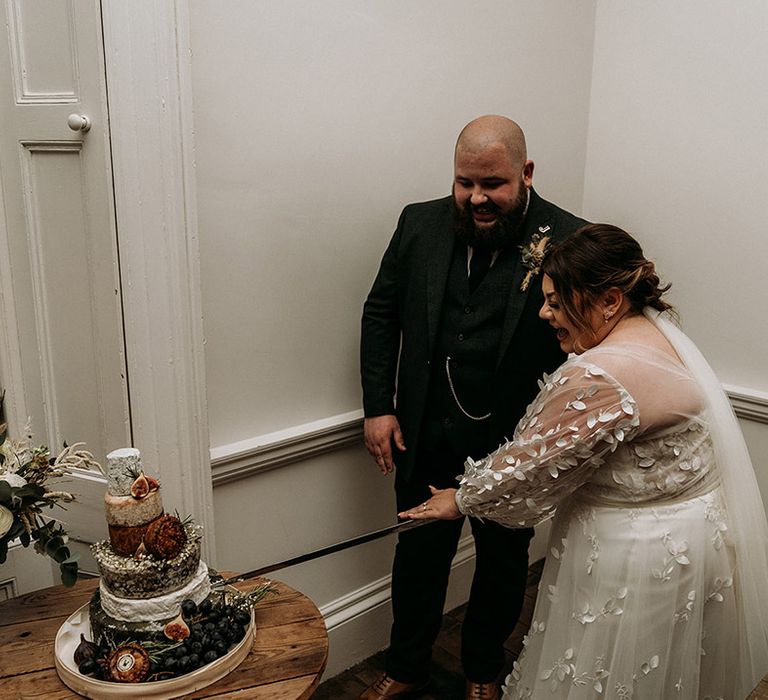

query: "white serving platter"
left=54, top=601, right=254, bottom=699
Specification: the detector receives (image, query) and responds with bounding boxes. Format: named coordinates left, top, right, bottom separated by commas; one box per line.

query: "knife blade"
left=212, top=517, right=434, bottom=586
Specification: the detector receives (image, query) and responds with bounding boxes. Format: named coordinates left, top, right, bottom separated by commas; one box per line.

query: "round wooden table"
left=0, top=575, right=328, bottom=699
left=750, top=675, right=768, bottom=699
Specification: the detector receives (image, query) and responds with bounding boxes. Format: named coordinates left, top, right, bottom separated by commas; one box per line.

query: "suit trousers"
left=387, top=438, right=534, bottom=683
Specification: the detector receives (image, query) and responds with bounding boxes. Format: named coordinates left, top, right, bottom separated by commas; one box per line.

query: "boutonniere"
left=518, top=231, right=551, bottom=292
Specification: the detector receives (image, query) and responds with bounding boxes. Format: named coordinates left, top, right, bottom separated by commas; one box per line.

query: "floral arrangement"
left=0, top=391, right=102, bottom=586
left=519, top=232, right=551, bottom=292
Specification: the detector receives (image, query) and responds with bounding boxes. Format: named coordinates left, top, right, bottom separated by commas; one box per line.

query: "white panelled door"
left=0, top=0, right=129, bottom=592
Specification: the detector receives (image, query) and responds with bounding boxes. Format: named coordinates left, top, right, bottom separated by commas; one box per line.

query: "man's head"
left=452, top=115, right=534, bottom=251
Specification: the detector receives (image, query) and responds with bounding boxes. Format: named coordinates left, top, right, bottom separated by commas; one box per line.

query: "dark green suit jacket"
left=361, top=189, right=587, bottom=480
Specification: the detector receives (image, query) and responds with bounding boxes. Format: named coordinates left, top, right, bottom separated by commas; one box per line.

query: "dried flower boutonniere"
left=519, top=232, right=551, bottom=292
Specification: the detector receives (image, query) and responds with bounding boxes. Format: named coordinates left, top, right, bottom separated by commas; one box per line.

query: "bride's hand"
left=398, top=485, right=461, bottom=520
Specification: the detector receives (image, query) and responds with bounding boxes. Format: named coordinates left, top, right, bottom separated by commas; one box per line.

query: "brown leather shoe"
left=465, top=680, right=500, bottom=700
left=358, top=673, right=428, bottom=699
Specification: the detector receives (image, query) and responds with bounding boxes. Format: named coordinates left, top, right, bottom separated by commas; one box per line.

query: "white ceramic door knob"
left=67, top=114, right=92, bottom=132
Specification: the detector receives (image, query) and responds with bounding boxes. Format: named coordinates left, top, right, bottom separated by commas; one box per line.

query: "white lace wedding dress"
left=455, top=318, right=768, bottom=699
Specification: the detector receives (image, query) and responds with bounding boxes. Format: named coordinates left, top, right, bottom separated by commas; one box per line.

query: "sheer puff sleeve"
left=456, top=360, right=640, bottom=528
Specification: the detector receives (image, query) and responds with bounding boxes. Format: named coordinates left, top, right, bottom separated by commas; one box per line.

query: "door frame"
left=100, top=0, right=216, bottom=563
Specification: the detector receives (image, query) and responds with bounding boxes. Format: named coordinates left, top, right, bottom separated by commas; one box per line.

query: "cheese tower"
left=89, top=448, right=210, bottom=644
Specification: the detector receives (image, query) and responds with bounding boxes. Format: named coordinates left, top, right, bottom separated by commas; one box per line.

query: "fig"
left=164, top=612, right=191, bottom=641
left=146, top=475, right=160, bottom=491
left=73, top=633, right=99, bottom=666
left=129, top=473, right=150, bottom=499
left=144, top=514, right=187, bottom=559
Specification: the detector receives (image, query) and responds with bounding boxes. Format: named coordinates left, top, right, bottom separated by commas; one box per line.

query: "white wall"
left=190, top=0, right=596, bottom=447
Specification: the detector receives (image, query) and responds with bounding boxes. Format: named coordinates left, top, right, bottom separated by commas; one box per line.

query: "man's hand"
left=364, top=415, right=406, bottom=475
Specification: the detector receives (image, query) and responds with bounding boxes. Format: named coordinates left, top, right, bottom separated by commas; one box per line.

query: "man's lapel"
left=495, top=190, right=552, bottom=367
left=426, top=219, right=455, bottom=357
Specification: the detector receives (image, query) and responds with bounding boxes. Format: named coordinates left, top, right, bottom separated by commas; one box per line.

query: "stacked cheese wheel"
left=89, top=448, right=211, bottom=644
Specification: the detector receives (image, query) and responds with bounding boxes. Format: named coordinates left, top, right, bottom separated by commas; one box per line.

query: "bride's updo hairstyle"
left=541, top=223, right=673, bottom=338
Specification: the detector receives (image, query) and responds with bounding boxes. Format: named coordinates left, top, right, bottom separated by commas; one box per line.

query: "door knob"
left=67, top=114, right=92, bottom=132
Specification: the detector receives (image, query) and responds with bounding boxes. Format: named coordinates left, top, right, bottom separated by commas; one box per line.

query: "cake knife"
left=211, top=517, right=434, bottom=586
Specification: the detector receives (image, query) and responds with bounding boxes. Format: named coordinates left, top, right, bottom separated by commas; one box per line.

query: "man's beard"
left=452, top=187, right=529, bottom=252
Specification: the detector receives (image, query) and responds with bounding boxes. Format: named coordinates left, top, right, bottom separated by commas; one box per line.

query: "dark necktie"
left=468, top=247, right=492, bottom=294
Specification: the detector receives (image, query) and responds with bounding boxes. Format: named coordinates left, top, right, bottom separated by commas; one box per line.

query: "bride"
left=400, top=224, right=768, bottom=699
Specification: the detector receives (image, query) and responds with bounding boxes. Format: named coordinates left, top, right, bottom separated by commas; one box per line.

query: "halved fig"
left=163, top=612, right=191, bottom=641
left=130, top=473, right=150, bottom=499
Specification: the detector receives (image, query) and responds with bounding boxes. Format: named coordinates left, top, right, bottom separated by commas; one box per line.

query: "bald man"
left=360, top=116, right=586, bottom=700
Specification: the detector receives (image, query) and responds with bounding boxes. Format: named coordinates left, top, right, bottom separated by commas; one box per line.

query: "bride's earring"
left=603, top=311, right=614, bottom=324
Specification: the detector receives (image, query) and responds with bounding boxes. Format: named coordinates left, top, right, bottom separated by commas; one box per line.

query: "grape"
left=189, top=640, right=203, bottom=655
left=163, top=656, right=178, bottom=671
left=181, top=599, right=197, bottom=618
left=198, top=598, right=212, bottom=615
left=78, top=659, right=98, bottom=676
left=175, top=644, right=189, bottom=659
left=214, top=640, right=229, bottom=656
left=234, top=610, right=251, bottom=626
left=188, top=652, right=200, bottom=669
left=203, top=650, right=218, bottom=664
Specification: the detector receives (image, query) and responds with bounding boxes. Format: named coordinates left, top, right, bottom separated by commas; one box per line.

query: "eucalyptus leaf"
left=6, top=517, right=25, bottom=541
left=60, top=560, right=78, bottom=587
left=52, top=545, right=71, bottom=564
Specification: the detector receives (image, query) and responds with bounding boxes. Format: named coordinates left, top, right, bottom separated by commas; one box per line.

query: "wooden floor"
left=312, top=559, right=544, bottom=699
